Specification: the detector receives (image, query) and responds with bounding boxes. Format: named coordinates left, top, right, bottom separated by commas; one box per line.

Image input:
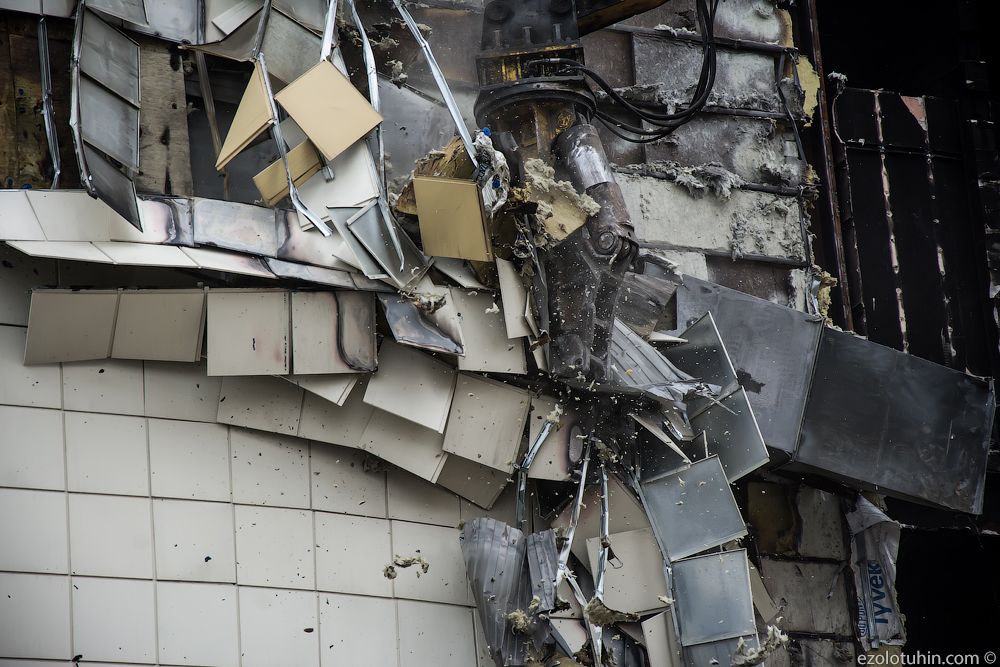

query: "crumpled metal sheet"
left=377, top=293, right=464, bottom=355
left=610, top=318, right=718, bottom=404
left=461, top=519, right=562, bottom=667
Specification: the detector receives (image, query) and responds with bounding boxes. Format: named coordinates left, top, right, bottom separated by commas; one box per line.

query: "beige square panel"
left=282, top=373, right=359, bottom=407
left=149, top=419, right=231, bottom=502
left=363, top=339, right=455, bottom=433
left=315, top=513, right=392, bottom=597
left=6, top=240, right=114, bottom=263
left=93, top=242, right=200, bottom=268
left=459, top=483, right=519, bottom=530
left=62, top=358, right=145, bottom=416
left=397, top=600, right=477, bottom=667
left=390, top=521, right=470, bottom=606
left=451, top=289, right=526, bottom=374
left=386, top=467, right=460, bottom=527
left=274, top=60, right=382, bottom=163
left=495, top=257, right=532, bottom=339
left=26, top=189, right=112, bottom=242
left=239, top=587, right=319, bottom=667
left=0, top=326, right=61, bottom=408
left=217, top=375, right=303, bottom=436
left=180, top=246, right=276, bottom=278
left=552, top=475, right=651, bottom=566
left=65, top=412, right=148, bottom=496
left=156, top=581, right=239, bottom=667
left=0, top=572, right=72, bottom=660
left=216, top=60, right=274, bottom=170
left=643, top=609, right=682, bottom=667
left=525, top=394, right=576, bottom=482
left=206, top=290, right=289, bottom=376
left=361, top=409, right=448, bottom=484
left=68, top=494, right=153, bottom=579
left=291, top=291, right=376, bottom=375
left=153, top=498, right=236, bottom=583
left=297, top=375, right=374, bottom=448
left=443, top=373, right=530, bottom=473
left=434, top=454, right=509, bottom=510
left=0, top=488, right=68, bottom=574
left=0, top=190, right=44, bottom=240
left=0, top=406, right=64, bottom=490
left=413, top=176, right=491, bottom=262
left=72, top=577, right=156, bottom=663
left=0, top=245, right=56, bottom=326
left=230, top=427, right=310, bottom=509
left=143, top=360, right=223, bottom=423
left=234, top=505, right=314, bottom=589
left=24, top=289, right=119, bottom=364
left=112, top=290, right=206, bottom=362
left=320, top=593, right=397, bottom=667
left=311, top=443, right=386, bottom=518
left=585, top=527, right=669, bottom=615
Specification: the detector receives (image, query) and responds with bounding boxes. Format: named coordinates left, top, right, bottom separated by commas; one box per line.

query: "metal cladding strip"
left=515, top=413, right=558, bottom=531
left=524, top=530, right=558, bottom=613
left=594, top=463, right=610, bottom=602
left=251, top=0, right=272, bottom=59
left=563, top=569, right=603, bottom=660
left=257, top=54, right=333, bottom=237
left=392, top=0, right=478, bottom=170
left=38, top=18, right=61, bottom=189
left=342, top=0, right=383, bottom=178
left=319, top=0, right=338, bottom=63
left=342, top=0, right=405, bottom=270
left=555, top=441, right=591, bottom=587
left=69, top=0, right=94, bottom=195
left=460, top=518, right=532, bottom=667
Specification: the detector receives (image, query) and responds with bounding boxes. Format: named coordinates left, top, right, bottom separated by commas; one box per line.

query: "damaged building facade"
left=0, top=0, right=999, bottom=665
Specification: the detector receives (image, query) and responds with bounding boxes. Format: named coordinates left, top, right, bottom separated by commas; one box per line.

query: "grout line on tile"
left=229, top=424, right=245, bottom=667
left=60, top=363, right=76, bottom=659
left=146, top=415, right=161, bottom=664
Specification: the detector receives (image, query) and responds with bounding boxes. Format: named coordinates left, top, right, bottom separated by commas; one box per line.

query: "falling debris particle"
left=388, top=60, right=408, bottom=87
left=545, top=404, right=564, bottom=424
left=527, top=595, right=541, bottom=613
left=658, top=596, right=675, bottom=605
left=386, top=554, right=431, bottom=579
left=486, top=302, right=500, bottom=314
left=303, top=627, right=314, bottom=633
